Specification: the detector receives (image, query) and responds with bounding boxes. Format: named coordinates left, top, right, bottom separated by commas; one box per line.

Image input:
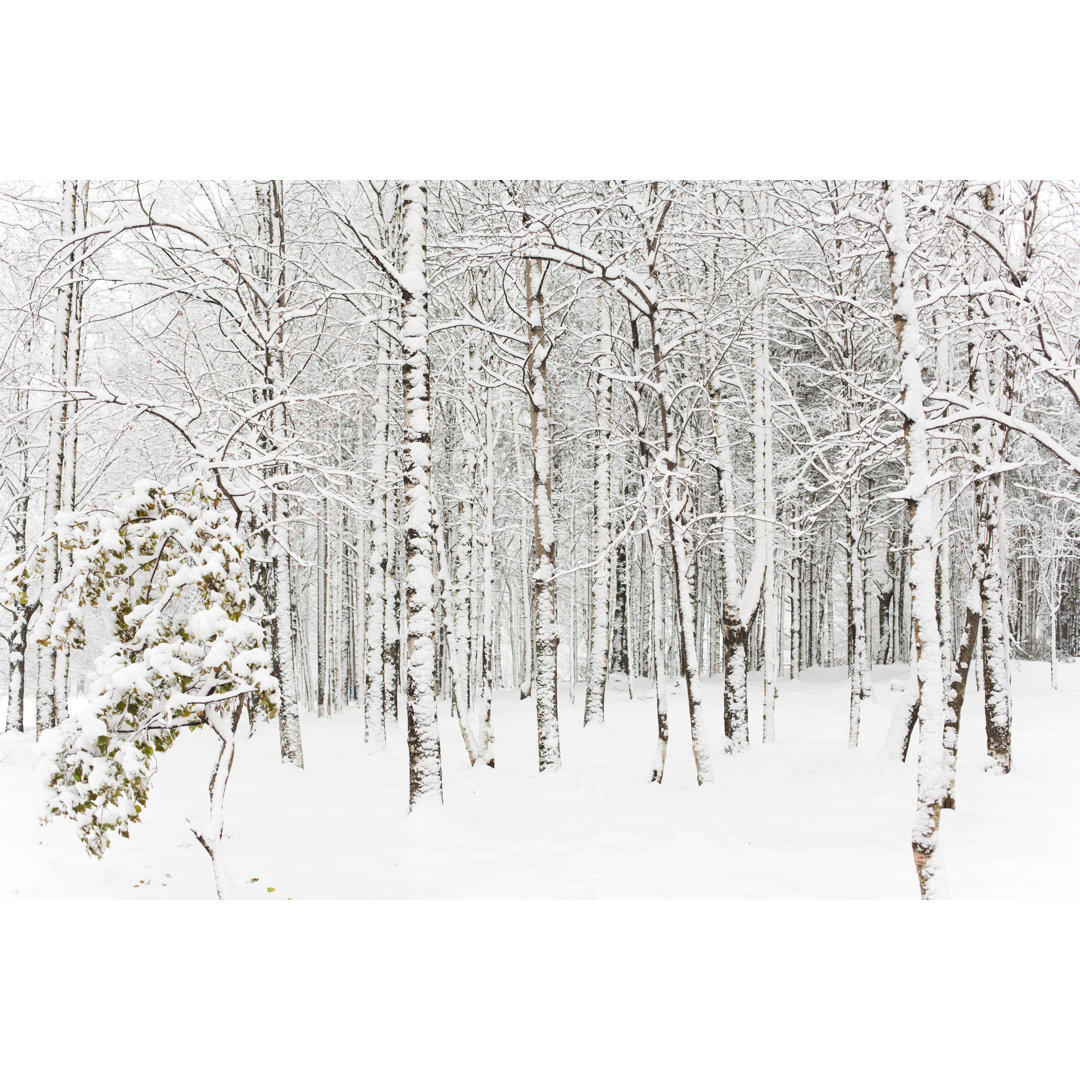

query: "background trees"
left=4, top=178, right=1080, bottom=899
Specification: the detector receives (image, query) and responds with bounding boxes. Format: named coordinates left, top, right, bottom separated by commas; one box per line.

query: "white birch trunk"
left=36, top=179, right=79, bottom=737
left=583, top=298, right=613, bottom=726
left=399, top=182, right=443, bottom=807
left=316, top=503, right=327, bottom=716
left=273, top=519, right=304, bottom=767
left=515, top=438, right=534, bottom=699
left=847, top=479, right=870, bottom=748
left=6, top=384, right=32, bottom=732
left=434, top=500, right=480, bottom=765
left=365, top=351, right=390, bottom=749
left=267, top=181, right=303, bottom=768
left=713, top=414, right=751, bottom=750
left=629, top=387, right=671, bottom=781
left=523, top=230, right=561, bottom=772
left=648, top=523, right=669, bottom=782
left=981, top=520, right=1012, bottom=773
left=885, top=181, right=948, bottom=900
left=651, top=348, right=712, bottom=784
left=383, top=485, right=401, bottom=729
left=754, top=281, right=778, bottom=742
left=477, top=391, right=497, bottom=766
left=1050, top=607, right=1058, bottom=690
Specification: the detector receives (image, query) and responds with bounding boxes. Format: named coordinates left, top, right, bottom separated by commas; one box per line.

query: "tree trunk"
left=316, top=501, right=327, bottom=717
left=847, top=478, right=870, bottom=747
left=885, top=181, right=948, bottom=900
left=583, top=300, right=613, bottom=726
left=365, top=350, right=390, bottom=749
left=981, top=524, right=1012, bottom=773
left=191, top=699, right=245, bottom=900
left=434, top=500, right=479, bottom=765
left=399, top=182, right=444, bottom=807
left=5, top=385, right=33, bottom=733
left=523, top=216, right=561, bottom=772
left=266, top=180, right=303, bottom=768
left=477, top=391, right=497, bottom=766
left=648, top=526, right=669, bottom=783
left=756, top=281, right=779, bottom=742
left=37, top=179, right=81, bottom=736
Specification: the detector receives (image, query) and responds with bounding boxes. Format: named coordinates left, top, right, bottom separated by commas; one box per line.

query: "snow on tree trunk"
left=523, top=221, right=561, bottom=772
left=649, top=354, right=712, bottom=783
left=754, top=279, right=779, bottom=743
left=365, top=349, right=390, bottom=750
left=648, top=525, right=669, bottom=782
left=273, top=529, right=305, bottom=768
left=630, top=386, right=671, bottom=781
left=635, top=185, right=711, bottom=782
left=584, top=298, right=613, bottom=727
left=970, top=299, right=1012, bottom=774
left=981, top=521, right=1012, bottom=773
left=266, top=181, right=303, bottom=769
left=191, top=699, right=245, bottom=900
left=434, top=500, right=479, bottom=765
left=927, top=239, right=1013, bottom=800
left=316, top=503, right=327, bottom=717
left=5, top=384, right=32, bottom=733
left=6, top=605, right=30, bottom=732
left=1050, top=608, right=1058, bottom=690
left=714, top=417, right=752, bottom=751
left=847, top=477, right=869, bottom=748
left=477, top=391, right=497, bottom=766
left=383, top=480, right=401, bottom=729
left=37, top=179, right=80, bottom=737
left=515, top=438, right=534, bottom=700
left=708, top=357, right=764, bottom=752
left=669, top=502, right=712, bottom=784
left=611, top=529, right=630, bottom=678
left=885, top=181, right=948, bottom=900
left=399, top=182, right=444, bottom=807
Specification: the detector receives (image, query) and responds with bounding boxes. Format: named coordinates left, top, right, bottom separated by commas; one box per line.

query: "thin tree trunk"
left=434, top=500, right=480, bottom=765
left=583, top=299, right=613, bottom=726
left=399, top=182, right=443, bottom=807
left=885, top=181, right=948, bottom=900
left=191, top=699, right=245, bottom=900
left=981, top=523, right=1012, bottom=773
left=630, top=387, right=671, bottom=782
left=365, top=350, right=390, bottom=749
left=648, top=525, right=669, bottom=782
left=267, top=180, right=303, bottom=768
left=477, top=391, right=497, bottom=766
left=6, top=385, right=33, bottom=733
left=37, top=179, right=80, bottom=736
left=847, top=478, right=870, bottom=747
left=523, top=215, right=561, bottom=772
left=756, top=281, right=778, bottom=742
left=317, top=501, right=327, bottom=717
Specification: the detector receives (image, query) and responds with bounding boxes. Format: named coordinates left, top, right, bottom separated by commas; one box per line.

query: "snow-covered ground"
left=5, top=660, right=1077, bottom=1078
left=2, top=661, right=1078, bottom=900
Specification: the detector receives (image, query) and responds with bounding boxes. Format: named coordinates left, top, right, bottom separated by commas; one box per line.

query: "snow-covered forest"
left=1, top=178, right=1078, bottom=907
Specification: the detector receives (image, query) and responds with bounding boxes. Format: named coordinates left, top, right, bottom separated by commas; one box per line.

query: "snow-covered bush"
left=12, top=475, right=276, bottom=858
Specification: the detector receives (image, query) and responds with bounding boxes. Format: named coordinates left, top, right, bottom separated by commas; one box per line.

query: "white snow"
left=2, top=661, right=1076, bottom=900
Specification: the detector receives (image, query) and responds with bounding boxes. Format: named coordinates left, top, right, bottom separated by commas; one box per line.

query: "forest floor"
left=1, top=661, right=1078, bottom=900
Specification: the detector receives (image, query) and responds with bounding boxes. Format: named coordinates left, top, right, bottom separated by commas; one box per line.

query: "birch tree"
left=884, top=181, right=948, bottom=899
left=399, top=182, right=444, bottom=805
left=582, top=295, right=613, bottom=728
left=522, top=197, right=561, bottom=772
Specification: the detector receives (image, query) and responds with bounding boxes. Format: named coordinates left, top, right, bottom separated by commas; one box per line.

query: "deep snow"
left=2, top=661, right=1078, bottom=900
